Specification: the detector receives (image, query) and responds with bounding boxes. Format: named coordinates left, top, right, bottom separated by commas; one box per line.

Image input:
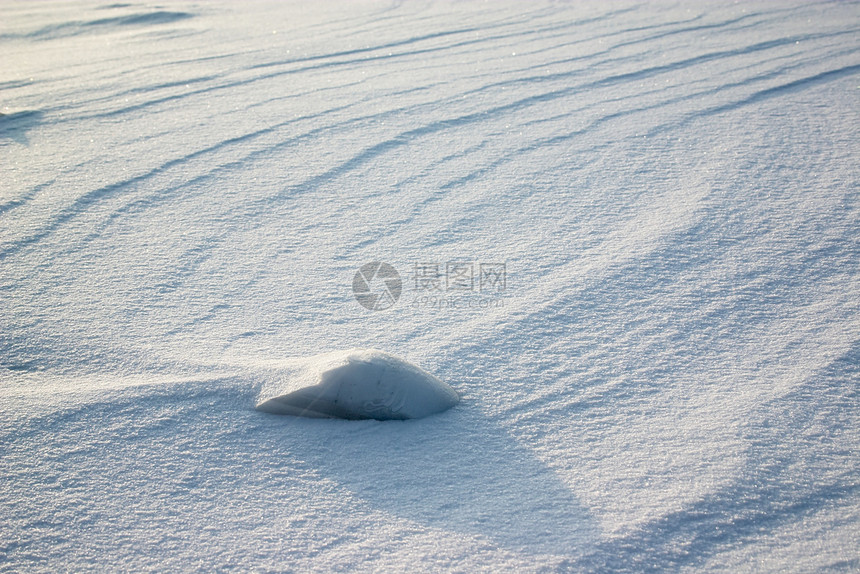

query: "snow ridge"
left=1, top=1, right=858, bottom=571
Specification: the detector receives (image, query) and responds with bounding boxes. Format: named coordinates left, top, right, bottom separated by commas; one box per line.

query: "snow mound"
left=255, top=349, right=459, bottom=420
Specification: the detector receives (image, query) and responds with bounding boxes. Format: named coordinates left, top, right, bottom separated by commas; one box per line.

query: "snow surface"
left=1, top=0, right=859, bottom=571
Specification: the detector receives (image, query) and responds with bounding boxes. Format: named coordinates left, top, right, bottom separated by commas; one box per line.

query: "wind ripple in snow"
left=1, top=1, right=858, bottom=571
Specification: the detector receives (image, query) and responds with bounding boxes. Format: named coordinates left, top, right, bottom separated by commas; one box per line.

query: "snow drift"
left=256, top=349, right=459, bottom=420
left=2, top=0, right=858, bottom=571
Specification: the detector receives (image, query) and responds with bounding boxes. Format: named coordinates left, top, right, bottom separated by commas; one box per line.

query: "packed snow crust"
left=1, top=0, right=858, bottom=572
left=255, top=349, right=459, bottom=420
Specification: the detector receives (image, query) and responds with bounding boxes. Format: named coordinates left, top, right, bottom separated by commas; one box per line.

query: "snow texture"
left=255, top=349, right=459, bottom=420
left=1, top=0, right=859, bottom=572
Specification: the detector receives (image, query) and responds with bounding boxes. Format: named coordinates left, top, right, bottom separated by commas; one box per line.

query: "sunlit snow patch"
left=255, top=349, right=459, bottom=420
